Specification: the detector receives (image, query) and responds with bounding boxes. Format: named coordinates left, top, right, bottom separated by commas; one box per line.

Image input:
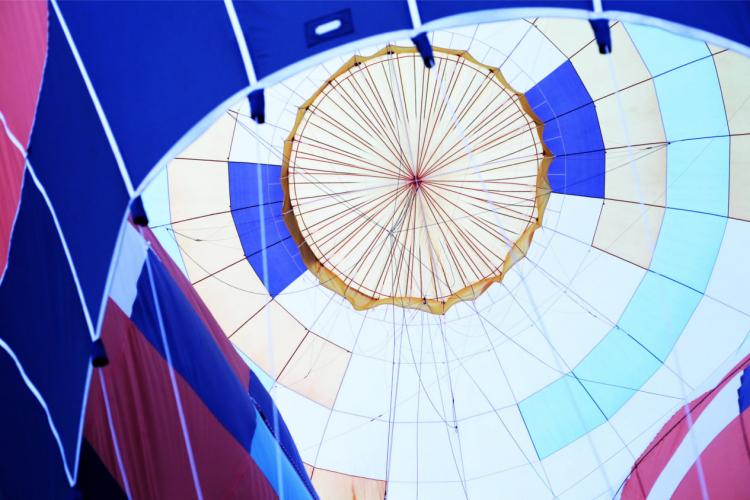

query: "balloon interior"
left=1, top=3, right=750, bottom=500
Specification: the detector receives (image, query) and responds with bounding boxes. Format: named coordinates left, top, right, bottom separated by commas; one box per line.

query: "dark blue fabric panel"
left=740, top=366, right=750, bottom=414
left=58, top=1, right=248, bottom=187
left=229, top=162, right=306, bottom=297
left=249, top=372, right=316, bottom=496
left=130, top=252, right=258, bottom=452
left=418, top=0, right=593, bottom=23
left=605, top=1, right=750, bottom=51
left=28, top=13, right=128, bottom=320
left=236, top=1, right=412, bottom=79
left=76, top=440, right=127, bottom=500
left=0, top=171, right=92, bottom=480
left=526, top=61, right=605, bottom=198
left=0, top=350, right=75, bottom=499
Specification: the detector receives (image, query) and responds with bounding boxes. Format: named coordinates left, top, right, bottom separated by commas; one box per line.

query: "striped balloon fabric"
left=2, top=1, right=750, bottom=499
left=622, top=354, right=750, bottom=499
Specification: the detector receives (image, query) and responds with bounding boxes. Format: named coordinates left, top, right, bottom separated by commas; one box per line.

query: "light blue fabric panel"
left=251, top=411, right=315, bottom=500
left=518, top=375, right=606, bottom=459
left=649, top=210, right=727, bottom=292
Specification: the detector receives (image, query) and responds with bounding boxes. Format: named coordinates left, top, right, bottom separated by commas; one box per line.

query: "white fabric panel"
left=662, top=296, right=750, bottom=390
left=647, top=374, right=742, bottom=500
left=333, top=353, right=394, bottom=419
left=540, top=414, right=627, bottom=498
left=706, top=219, right=750, bottom=315
left=547, top=194, right=603, bottom=245
left=314, top=411, right=389, bottom=479
left=109, top=223, right=148, bottom=316
left=270, top=384, right=331, bottom=464
left=277, top=271, right=393, bottom=352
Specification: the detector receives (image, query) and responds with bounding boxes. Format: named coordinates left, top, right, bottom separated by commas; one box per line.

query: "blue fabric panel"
left=0, top=350, right=74, bottom=499
left=131, top=252, right=258, bottom=452
left=235, top=1, right=412, bottom=79
left=130, top=252, right=317, bottom=499
left=526, top=61, right=605, bottom=198
left=649, top=210, right=727, bottom=293
left=58, top=1, right=248, bottom=187
left=518, top=375, right=606, bottom=459
left=28, top=13, right=128, bottom=320
left=76, top=440, right=127, bottom=500
left=521, top=271, right=702, bottom=457
left=740, top=366, right=750, bottom=414
left=608, top=1, right=750, bottom=52
left=0, top=172, right=92, bottom=478
left=249, top=372, right=316, bottom=497
left=626, top=23, right=730, bottom=216
left=250, top=410, right=317, bottom=500
left=417, top=1, right=592, bottom=23
left=229, top=162, right=306, bottom=296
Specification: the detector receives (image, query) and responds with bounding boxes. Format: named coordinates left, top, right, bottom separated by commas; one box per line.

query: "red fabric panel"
left=672, top=412, right=750, bottom=500
left=0, top=133, right=24, bottom=273
left=0, top=0, right=46, bottom=274
left=85, top=300, right=277, bottom=500
left=0, top=0, right=47, bottom=145
left=141, top=226, right=250, bottom=388
left=84, top=371, right=126, bottom=491
left=623, top=354, right=750, bottom=499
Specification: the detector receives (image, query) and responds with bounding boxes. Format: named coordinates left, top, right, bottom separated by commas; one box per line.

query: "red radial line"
left=428, top=183, right=537, bottom=206
left=335, top=184, right=416, bottom=296
left=304, top=104, right=410, bottom=178
left=415, top=193, right=449, bottom=299
left=367, top=191, right=415, bottom=298
left=375, top=56, right=421, bottom=176
left=308, top=186, right=412, bottom=265
left=414, top=55, right=449, bottom=179
left=428, top=191, right=520, bottom=265
left=420, top=185, right=511, bottom=277
left=414, top=58, right=427, bottom=180
left=421, top=183, right=503, bottom=273
left=434, top=143, right=544, bottom=178
left=296, top=135, right=407, bottom=179
left=426, top=182, right=539, bottom=226
left=300, top=184, right=411, bottom=251
left=419, top=99, right=526, bottom=178
left=419, top=183, right=483, bottom=285
left=429, top=67, right=503, bottom=152
left=391, top=188, right=421, bottom=297
left=424, top=124, right=538, bottom=179
left=292, top=161, right=403, bottom=182
left=419, top=96, right=518, bottom=179
left=323, top=76, right=413, bottom=178
left=294, top=188, right=400, bottom=245
left=421, top=184, right=523, bottom=247
left=416, top=55, right=471, bottom=178
left=378, top=55, right=414, bottom=175
left=418, top=186, right=483, bottom=286
left=322, top=77, right=397, bottom=149
left=428, top=178, right=537, bottom=195
left=302, top=112, right=388, bottom=165
left=353, top=61, right=415, bottom=173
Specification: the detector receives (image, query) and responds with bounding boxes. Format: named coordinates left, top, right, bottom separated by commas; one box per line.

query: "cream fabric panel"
left=177, top=110, right=236, bottom=161
left=192, top=260, right=269, bottom=335
left=713, top=50, right=750, bottom=221
left=534, top=18, right=595, bottom=58
left=573, top=23, right=667, bottom=205
left=277, top=332, right=351, bottom=408
left=593, top=200, right=664, bottom=268
left=232, top=301, right=307, bottom=377
left=572, top=23, right=651, bottom=100
left=310, top=467, right=386, bottom=500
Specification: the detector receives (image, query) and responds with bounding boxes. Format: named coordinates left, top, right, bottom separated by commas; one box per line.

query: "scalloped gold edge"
left=281, top=45, right=553, bottom=315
